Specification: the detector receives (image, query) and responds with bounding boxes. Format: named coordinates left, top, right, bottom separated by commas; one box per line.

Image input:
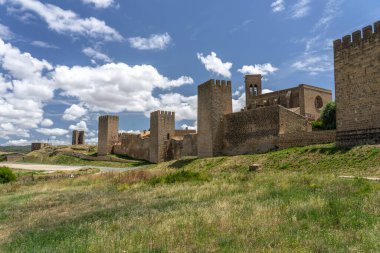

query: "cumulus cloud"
left=69, top=121, right=88, bottom=131
left=40, top=118, right=53, bottom=127
left=128, top=33, right=172, bottom=50
left=3, top=139, right=30, bottom=146
left=197, top=52, right=232, bottom=78
left=52, top=63, right=194, bottom=113
left=157, top=93, right=197, bottom=121
left=36, top=128, right=69, bottom=136
left=81, top=0, right=114, bottom=8
left=82, top=47, right=111, bottom=63
left=0, top=38, right=53, bottom=139
left=1, top=0, right=122, bottom=41
left=291, top=0, right=311, bottom=19
left=0, top=23, right=13, bottom=40
left=271, top=0, right=285, bottom=12
left=181, top=123, right=197, bottom=131
left=62, top=104, right=88, bottom=121
left=238, top=63, right=279, bottom=76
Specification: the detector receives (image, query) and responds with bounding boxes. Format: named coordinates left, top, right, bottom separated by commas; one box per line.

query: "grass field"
left=0, top=144, right=379, bottom=252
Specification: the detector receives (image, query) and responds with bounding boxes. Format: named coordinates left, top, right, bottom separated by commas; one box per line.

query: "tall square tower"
left=98, top=115, right=119, bottom=155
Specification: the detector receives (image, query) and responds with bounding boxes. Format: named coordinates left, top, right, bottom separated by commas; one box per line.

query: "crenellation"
left=363, top=25, right=373, bottom=40
left=342, top=35, right=351, bottom=48
left=375, top=20, right=380, bottom=34
left=352, top=30, right=361, bottom=45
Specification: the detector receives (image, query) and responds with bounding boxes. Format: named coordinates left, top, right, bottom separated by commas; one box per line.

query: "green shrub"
left=312, top=102, right=336, bottom=130
left=0, top=167, right=17, bottom=184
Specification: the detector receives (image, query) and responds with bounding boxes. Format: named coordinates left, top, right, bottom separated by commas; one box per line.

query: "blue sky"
left=0, top=0, right=379, bottom=145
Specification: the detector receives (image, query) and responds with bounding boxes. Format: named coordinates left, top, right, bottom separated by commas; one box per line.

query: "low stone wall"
left=113, top=135, right=150, bottom=161
left=278, top=130, right=336, bottom=149
left=182, top=134, right=197, bottom=156
left=337, top=128, right=380, bottom=146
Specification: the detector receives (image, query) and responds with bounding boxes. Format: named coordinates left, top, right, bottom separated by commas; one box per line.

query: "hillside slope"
left=0, top=144, right=379, bottom=252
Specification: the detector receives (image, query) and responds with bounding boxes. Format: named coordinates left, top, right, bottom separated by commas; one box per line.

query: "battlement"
left=150, top=110, right=175, bottom=120
left=199, top=79, right=232, bottom=89
left=334, top=20, right=380, bottom=51
left=99, top=115, right=119, bottom=121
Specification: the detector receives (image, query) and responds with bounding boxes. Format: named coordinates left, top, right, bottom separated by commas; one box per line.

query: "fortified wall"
left=198, top=78, right=334, bottom=157
left=98, top=112, right=197, bottom=163
left=334, top=21, right=380, bottom=145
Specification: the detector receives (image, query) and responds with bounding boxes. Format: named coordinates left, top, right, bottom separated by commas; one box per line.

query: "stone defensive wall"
left=334, top=20, right=380, bottom=146
left=278, top=130, right=336, bottom=149
left=222, top=105, right=310, bottom=155
left=113, top=134, right=150, bottom=161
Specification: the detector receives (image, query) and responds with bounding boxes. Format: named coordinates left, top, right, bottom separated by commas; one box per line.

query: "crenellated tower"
left=334, top=20, right=380, bottom=145
left=197, top=79, right=232, bottom=157
left=149, top=111, right=175, bottom=163
left=98, top=115, right=119, bottom=155
left=245, top=74, right=262, bottom=109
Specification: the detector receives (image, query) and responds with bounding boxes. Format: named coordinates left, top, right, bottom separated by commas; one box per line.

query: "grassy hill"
left=0, top=146, right=31, bottom=154
left=0, top=144, right=379, bottom=252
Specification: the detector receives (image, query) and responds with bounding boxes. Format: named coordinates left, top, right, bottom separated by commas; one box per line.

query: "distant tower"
left=72, top=130, right=79, bottom=145
left=245, top=75, right=262, bottom=108
left=78, top=131, right=85, bottom=145
left=149, top=111, right=175, bottom=163
left=334, top=20, right=380, bottom=145
left=72, top=130, right=85, bottom=145
left=197, top=79, right=232, bottom=158
left=98, top=115, right=119, bottom=156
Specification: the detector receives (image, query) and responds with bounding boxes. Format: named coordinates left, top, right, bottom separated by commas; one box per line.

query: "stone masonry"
left=334, top=20, right=380, bottom=145
left=72, top=130, right=85, bottom=145
left=98, top=115, right=119, bottom=156
left=149, top=111, right=175, bottom=163
left=197, top=79, right=232, bottom=158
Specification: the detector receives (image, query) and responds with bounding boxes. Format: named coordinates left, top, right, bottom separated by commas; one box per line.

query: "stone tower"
left=149, top=111, right=175, bottom=163
left=197, top=79, right=232, bottom=158
left=72, top=130, right=85, bottom=145
left=334, top=20, right=380, bottom=145
left=245, top=75, right=262, bottom=109
left=98, top=115, right=119, bottom=156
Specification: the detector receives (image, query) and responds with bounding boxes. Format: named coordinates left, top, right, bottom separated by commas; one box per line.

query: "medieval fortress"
left=87, top=21, right=379, bottom=163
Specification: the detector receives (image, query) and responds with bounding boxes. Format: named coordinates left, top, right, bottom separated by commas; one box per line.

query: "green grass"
left=0, top=144, right=379, bottom=252
left=22, top=153, right=149, bottom=168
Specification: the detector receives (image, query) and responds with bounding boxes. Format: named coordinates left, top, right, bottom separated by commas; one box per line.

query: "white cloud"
left=181, top=123, right=197, bottom=131
left=4, top=139, right=30, bottom=146
left=40, top=118, right=53, bottom=127
left=262, top=89, right=274, bottom=94
left=36, top=128, right=69, bottom=136
left=128, top=33, right=171, bottom=50
left=291, top=54, right=333, bottom=75
left=0, top=38, right=53, bottom=139
left=314, top=0, right=344, bottom=31
left=52, top=63, right=193, bottom=113
left=157, top=93, right=197, bottom=121
left=1, top=0, right=122, bottom=41
left=271, top=0, right=285, bottom=12
left=197, top=52, right=232, bottom=78
left=238, top=63, right=279, bottom=76
left=0, top=23, right=13, bottom=40
left=69, top=121, right=88, bottom=131
left=291, top=0, right=311, bottom=19
left=82, top=47, right=111, bottom=63
left=63, top=104, right=88, bottom=121
left=81, top=0, right=114, bottom=8
left=31, top=40, right=58, bottom=49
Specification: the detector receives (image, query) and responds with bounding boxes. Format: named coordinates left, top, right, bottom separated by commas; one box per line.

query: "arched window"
left=249, top=84, right=258, bottom=96
left=249, top=85, right=254, bottom=96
